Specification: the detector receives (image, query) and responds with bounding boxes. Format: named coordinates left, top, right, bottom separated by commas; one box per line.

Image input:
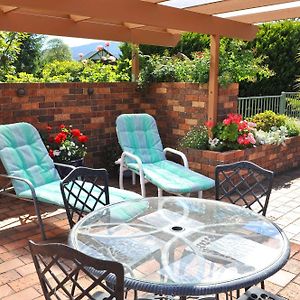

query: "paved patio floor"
left=0, top=168, right=299, bottom=299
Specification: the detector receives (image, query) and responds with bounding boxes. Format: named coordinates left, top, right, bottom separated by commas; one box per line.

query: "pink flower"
left=237, top=136, right=244, bottom=145
left=223, top=118, right=231, bottom=126
left=78, top=53, right=84, bottom=58
left=105, top=41, right=110, bottom=47
left=248, top=133, right=256, bottom=144
left=97, top=45, right=103, bottom=51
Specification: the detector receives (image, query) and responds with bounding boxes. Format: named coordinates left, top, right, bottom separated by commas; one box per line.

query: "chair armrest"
left=54, top=162, right=76, bottom=179
left=0, top=174, right=37, bottom=200
left=163, top=147, right=189, bottom=168
left=54, top=162, right=76, bottom=170
left=120, top=152, right=144, bottom=176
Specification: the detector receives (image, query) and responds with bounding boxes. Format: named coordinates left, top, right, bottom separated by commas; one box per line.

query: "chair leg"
left=198, top=191, right=203, bottom=198
left=132, top=172, right=136, bottom=185
left=33, top=197, right=46, bottom=240
left=119, top=165, right=124, bottom=190
left=140, top=174, right=146, bottom=197
left=158, top=188, right=163, bottom=197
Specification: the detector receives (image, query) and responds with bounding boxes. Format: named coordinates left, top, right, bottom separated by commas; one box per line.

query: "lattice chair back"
left=215, top=161, right=274, bottom=216
left=29, top=240, right=124, bottom=300
left=60, top=167, right=109, bottom=228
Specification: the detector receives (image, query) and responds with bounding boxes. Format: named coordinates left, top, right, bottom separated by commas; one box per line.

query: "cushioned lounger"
left=0, top=122, right=142, bottom=239
left=116, top=114, right=215, bottom=197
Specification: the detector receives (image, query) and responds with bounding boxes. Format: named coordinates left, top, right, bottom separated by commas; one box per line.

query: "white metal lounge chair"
left=0, top=122, right=142, bottom=239
left=116, top=113, right=215, bottom=197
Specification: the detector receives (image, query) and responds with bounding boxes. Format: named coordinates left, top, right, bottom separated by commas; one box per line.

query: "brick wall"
left=142, top=82, right=238, bottom=147
left=182, top=136, right=300, bottom=179
left=0, top=83, right=141, bottom=167
left=0, top=82, right=238, bottom=169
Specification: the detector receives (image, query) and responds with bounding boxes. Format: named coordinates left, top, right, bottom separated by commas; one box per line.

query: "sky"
left=45, top=35, right=108, bottom=48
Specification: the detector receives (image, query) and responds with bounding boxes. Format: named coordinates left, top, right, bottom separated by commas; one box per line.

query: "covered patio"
left=0, top=1, right=299, bottom=300
left=0, top=169, right=299, bottom=299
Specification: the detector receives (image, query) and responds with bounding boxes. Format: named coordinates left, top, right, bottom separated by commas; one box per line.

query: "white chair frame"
left=119, top=147, right=202, bottom=198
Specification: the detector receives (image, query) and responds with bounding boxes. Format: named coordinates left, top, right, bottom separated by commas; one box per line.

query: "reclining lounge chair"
left=0, top=122, right=141, bottom=239
left=116, top=113, right=215, bottom=197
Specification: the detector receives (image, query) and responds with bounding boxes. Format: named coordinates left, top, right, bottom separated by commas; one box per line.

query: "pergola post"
left=207, top=34, right=220, bottom=124
left=131, top=44, right=140, bottom=82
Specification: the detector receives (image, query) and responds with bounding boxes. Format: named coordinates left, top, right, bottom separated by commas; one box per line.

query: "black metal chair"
left=237, top=287, right=285, bottom=300
left=215, top=161, right=274, bottom=216
left=215, top=161, right=274, bottom=299
left=29, top=240, right=124, bottom=300
left=60, top=167, right=109, bottom=228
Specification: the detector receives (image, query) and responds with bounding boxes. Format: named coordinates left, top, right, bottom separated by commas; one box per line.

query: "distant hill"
left=71, top=41, right=122, bottom=60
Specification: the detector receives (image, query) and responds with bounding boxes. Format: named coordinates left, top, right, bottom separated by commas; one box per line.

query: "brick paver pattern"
left=0, top=169, right=300, bottom=299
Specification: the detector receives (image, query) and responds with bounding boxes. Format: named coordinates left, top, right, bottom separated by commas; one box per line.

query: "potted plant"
left=43, top=124, right=88, bottom=176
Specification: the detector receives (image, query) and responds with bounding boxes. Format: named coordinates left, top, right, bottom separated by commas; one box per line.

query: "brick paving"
left=0, top=169, right=300, bottom=299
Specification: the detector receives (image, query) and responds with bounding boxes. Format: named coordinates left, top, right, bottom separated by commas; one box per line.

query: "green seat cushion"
left=19, top=180, right=142, bottom=209
left=0, top=123, right=60, bottom=194
left=116, top=114, right=165, bottom=163
left=127, top=160, right=215, bottom=193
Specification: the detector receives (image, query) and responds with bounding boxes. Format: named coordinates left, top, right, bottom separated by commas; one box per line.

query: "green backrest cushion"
left=0, top=123, right=60, bottom=195
left=116, top=114, right=165, bottom=163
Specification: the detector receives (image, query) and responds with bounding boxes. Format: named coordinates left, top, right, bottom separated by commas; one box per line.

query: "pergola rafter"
left=0, top=0, right=258, bottom=42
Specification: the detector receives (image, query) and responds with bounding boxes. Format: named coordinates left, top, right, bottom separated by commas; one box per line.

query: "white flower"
left=53, top=150, right=61, bottom=156
left=68, top=151, right=71, bottom=156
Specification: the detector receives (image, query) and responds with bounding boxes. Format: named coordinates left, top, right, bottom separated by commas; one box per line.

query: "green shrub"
left=284, top=117, right=300, bottom=136
left=6, top=72, right=40, bottom=83
left=42, top=60, right=84, bottom=82
left=178, top=124, right=208, bottom=150
left=248, top=111, right=287, bottom=132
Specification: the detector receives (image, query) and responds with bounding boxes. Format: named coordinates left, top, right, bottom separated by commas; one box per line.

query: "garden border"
left=181, top=136, right=300, bottom=179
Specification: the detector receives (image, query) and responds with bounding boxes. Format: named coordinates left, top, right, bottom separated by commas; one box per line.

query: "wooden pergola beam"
left=0, top=0, right=258, bottom=40
left=188, top=0, right=300, bottom=15
left=229, top=6, right=300, bottom=23
left=0, top=12, right=180, bottom=47
left=208, top=34, right=220, bottom=124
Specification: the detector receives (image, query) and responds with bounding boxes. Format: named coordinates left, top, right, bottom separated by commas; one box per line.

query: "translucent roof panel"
left=160, top=0, right=222, bottom=9
left=217, top=1, right=300, bottom=18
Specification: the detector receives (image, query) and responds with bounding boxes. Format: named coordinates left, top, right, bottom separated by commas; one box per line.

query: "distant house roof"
left=81, top=48, right=116, bottom=61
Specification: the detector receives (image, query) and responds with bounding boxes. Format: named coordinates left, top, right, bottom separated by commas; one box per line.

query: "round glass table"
left=69, top=197, right=290, bottom=296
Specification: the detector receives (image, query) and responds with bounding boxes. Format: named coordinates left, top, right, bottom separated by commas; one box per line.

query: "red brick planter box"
left=182, top=135, right=300, bottom=179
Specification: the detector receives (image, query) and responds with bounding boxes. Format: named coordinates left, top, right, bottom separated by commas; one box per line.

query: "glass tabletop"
left=69, top=197, right=290, bottom=295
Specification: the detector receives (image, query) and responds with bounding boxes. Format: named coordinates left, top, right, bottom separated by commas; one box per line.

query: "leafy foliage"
left=14, top=34, right=44, bottom=75
left=41, top=39, right=72, bottom=65
left=0, top=31, right=28, bottom=81
left=240, top=21, right=300, bottom=96
left=138, top=40, right=272, bottom=88
left=178, top=124, right=208, bottom=150
left=248, top=111, right=287, bottom=132
left=7, top=59, right=131, bottom=83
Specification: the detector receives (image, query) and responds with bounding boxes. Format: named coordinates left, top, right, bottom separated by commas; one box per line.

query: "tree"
left=41, top=38, right=72, bottom=65
left=14, top=34, right=44, bottom=75
left=0, top=31, right=28, bottom=81
left=239, top=20, right=300, bottom=96
left=119, top=32, right=210, bottom=59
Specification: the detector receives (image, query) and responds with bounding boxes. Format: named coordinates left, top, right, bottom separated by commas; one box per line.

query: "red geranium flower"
left=71, top=129, right=81, bottom=137
left=46, top=125, right=52, bottom=131
left=59, top=124, right=65, bottom=129
left=223, top=118, right=231, bottom=126
left=54, top=132, right=67, bottom=144
left=49, top=149, right=54, bottom=157
left=205, top=121, right=214, bottom=128
left=78, top=135, right=88, bottom=143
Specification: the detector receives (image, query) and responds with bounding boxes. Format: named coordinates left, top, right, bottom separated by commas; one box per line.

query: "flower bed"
left=182, top=135, right=300, bottom=179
